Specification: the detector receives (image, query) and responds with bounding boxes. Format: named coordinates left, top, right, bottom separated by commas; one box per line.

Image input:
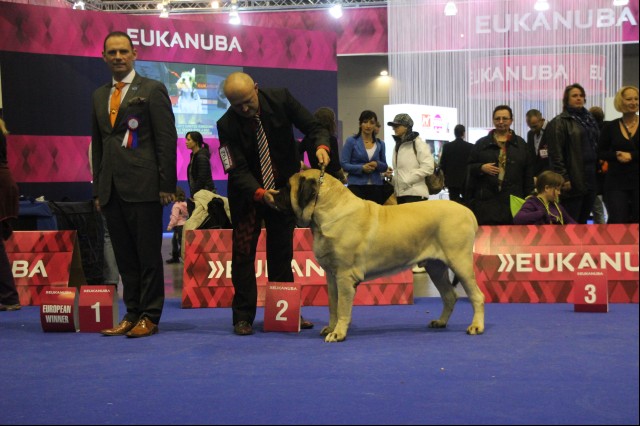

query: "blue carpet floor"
left=1, top=298, right=638, bottom=425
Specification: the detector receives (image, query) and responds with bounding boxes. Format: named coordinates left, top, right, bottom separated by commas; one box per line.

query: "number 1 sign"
left=78, top=285, right=119, bottom=332
left=263, top=282, right=301, bottom=332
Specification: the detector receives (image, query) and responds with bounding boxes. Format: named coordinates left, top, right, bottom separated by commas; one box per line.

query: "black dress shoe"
left=0, top=303, right=21, bottom=312
left=300, top=316, right=314, bottom=329
left=233, top=321, right=254, bottom=336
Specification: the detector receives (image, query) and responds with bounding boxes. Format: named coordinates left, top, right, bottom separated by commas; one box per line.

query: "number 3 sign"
left=263, top=282, right=301, bottom=332
left=574, top=270, right=609, bottom=313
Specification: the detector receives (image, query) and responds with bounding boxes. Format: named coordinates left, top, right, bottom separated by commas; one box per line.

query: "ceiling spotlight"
left=211, top=0, right=219, bottom=8
left=329, top=4, right=343, bottom=19
left=612, top=0, right=629, bottom=6
left=159, top=8, right=169, bottom=17
left=229, top=10, right=241, bottom=25
left=230, top=0, right=238, bottom=10
left=534, top=0, right=550, bottom=11
left=444, top=1, right=457, bottom=16
left=380, top=70, right=389, bottom=76
left=72, top=0, right=85, bottom=10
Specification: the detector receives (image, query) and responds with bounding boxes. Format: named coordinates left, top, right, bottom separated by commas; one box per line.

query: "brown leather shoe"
left=101, top=320, right=135, bottom=336
left=126, top=317, right=158, bottom=338
left=300, top=316, right=314, bottom=330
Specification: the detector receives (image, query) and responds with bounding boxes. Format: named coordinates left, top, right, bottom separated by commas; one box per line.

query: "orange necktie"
left=109, top=82, right=126, bottom=127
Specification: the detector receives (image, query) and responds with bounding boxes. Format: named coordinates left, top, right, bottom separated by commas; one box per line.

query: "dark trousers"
left=231, top=202, right=295, bottom=325
left=562, top=190, right=597, bottom=224
left=447, top=186, right=465, bottom=205
left=605, top=188, right=640, bottom=224
left=171, top=225, right=183, bottom=260
left=102, top=185, right=165, bottom=324
left=0, top=221, right=19, bottom=305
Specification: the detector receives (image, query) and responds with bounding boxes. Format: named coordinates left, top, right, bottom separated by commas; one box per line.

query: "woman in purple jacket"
left=514, top=171, right=576, bottom=225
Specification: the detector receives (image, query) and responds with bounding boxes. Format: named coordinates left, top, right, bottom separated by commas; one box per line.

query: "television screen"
left=136, top=60, right=241, bottom=138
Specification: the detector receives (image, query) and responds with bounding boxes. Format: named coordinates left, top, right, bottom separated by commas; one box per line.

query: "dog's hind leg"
left=324, top=276, right=356, bottom=343
left=454, top=266, right=484, bottom=334
left=425, top=259, right=458, bottom=329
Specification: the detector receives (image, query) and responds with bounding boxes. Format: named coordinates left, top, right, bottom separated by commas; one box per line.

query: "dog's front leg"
left=324, top=277, right=356, bottom=343
left=320, top=273, right=339, bottom=337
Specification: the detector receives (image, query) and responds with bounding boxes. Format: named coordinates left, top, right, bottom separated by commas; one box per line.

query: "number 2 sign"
left=263, top=282, right=301, bottom=332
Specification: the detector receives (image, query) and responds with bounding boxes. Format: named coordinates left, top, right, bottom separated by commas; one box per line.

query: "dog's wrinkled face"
left=275, top=173, right=318, bottom=228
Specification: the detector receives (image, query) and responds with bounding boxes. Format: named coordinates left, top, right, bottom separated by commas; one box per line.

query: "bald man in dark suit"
left=91, top=31, right=177, bottom=338
left=217, top=72, right=330, bottom=336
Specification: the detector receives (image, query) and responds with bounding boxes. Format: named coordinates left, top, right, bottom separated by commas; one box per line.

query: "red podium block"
left=39, top=287, right=78, bottom=332
left=78, top=285, right=119, bottom=332
left=263, top=282, right=301, bottom=332
left=574, top=270, right=609, bottom=313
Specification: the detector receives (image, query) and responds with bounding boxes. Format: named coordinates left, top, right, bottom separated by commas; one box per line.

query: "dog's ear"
left=297, top=176, right=317, bottom=210
left=272, top=183, right=293, bottom=214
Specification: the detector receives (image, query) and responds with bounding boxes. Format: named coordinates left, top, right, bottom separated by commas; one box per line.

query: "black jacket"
left=188, top=146, right=216, bottom=197
left=467, top=131, right=534, bottom=225
left=439, top=137, right=473, bottom=189
left=217, top=88, right=329, bottom=219
left=546, top=111, right=596, bottom=198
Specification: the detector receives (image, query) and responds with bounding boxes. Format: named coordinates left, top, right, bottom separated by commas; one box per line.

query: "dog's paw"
left=466, top=323, right=485, bottom=335
left=324, top=332, right=346, bottom=343
left=320, top=326, right=333, bottom=336
left=428, top=319, right=448, bottom=329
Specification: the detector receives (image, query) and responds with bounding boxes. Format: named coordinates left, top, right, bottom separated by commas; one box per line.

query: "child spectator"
left=166, top=187, right=188, bottom=264
left=514, top=171, right=576, bottom=225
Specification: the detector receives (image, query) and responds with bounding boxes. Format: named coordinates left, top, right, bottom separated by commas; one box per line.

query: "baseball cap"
left=387, top=113, right=414, bottom=128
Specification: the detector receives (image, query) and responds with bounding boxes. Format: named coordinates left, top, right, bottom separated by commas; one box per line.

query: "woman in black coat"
left=466, top=105, right=534, bottom=225
left=185, top=131, right=216, bottom=215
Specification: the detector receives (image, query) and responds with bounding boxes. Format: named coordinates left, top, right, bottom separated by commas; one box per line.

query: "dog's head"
left=176, top=68, right=197, bottom=92
left=288, top=170, right=322, bottom=227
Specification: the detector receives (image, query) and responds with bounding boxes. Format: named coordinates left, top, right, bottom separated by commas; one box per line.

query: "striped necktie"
left=254, top=114, right=275, bottom=190
left=109, top=81, right=126, bottom=127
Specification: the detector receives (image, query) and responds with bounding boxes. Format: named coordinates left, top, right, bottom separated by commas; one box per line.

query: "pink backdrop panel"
left=173, top=7, right=388, bottom=56
left=0, top=2, right=336, bottom=71
left=7, top=135, right=91, bottom=183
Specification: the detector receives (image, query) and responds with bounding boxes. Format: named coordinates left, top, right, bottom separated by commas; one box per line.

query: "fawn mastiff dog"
left=274, top=169, right=485, bottom=342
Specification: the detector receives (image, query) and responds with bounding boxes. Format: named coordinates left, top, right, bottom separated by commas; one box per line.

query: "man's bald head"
left=224, top=72, right=260, bottom=118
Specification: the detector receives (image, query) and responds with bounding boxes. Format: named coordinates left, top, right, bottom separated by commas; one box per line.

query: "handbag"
left=410, top=140, right=445, bottom=195
left=426, top=168, right=445, bottom=195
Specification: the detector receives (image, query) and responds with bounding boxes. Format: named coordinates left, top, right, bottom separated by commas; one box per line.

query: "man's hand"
left=481, top=163, right=500, bottom=176
left=263, top=189, right=280, bottom=210
left=93, top=198, right=101, bottom=212
left=316, top=148, right=330, bottom=167
left=160, top=191, right=176, bottom=206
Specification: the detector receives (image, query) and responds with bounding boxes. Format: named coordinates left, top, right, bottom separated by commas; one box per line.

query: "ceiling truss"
left=68, top=0, right=388, bottom=14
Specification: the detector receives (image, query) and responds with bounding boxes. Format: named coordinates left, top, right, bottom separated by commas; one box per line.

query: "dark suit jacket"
left=91, top=73, right=177, bottom=205
left=217, top=88, right=329, bottom=218
left=526, top=125, right=550, bottom=177
left=439, top=138, right=473, bottom=189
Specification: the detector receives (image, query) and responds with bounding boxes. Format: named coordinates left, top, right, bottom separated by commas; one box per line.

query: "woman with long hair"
left=598, top=85, right=639, bottom=223
left=185, top=131, right=216, bottom=215
left=340, top=110, right=389, bottom=204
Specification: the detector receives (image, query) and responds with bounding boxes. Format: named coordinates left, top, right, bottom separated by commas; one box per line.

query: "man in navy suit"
left=439, top=124, right=473, bottom=205
left=217, top=72, right=330, bottom=336
left=91, top=31, right=177, bottom=338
